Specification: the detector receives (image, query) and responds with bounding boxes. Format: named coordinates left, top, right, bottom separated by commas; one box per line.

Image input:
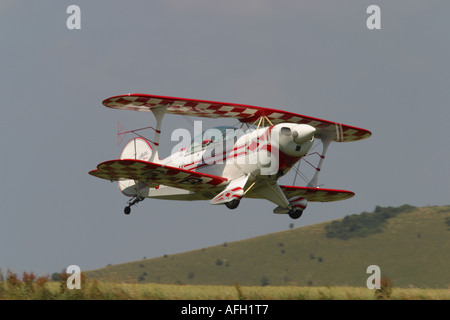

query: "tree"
left=51, top=272, right=60, bottom=282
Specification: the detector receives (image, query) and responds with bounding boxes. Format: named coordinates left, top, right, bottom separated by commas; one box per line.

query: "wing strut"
left=149, top=104, right=169, bottom=163
left=306, top=133, right=334, bottom=188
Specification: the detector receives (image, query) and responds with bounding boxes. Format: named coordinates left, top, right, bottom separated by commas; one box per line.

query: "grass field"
left=1, top=274, right=449, bottom=300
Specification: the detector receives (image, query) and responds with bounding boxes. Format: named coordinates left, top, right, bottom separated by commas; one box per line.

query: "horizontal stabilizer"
left=89, top=159, right=227, bottom=193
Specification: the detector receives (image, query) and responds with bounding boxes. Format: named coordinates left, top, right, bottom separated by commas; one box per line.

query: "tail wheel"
left=288, top=209, right=303, bottom=219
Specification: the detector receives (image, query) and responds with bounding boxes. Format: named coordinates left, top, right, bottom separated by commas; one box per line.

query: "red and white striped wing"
left=89, top=159, right=228, bottom=192
left=103, top=94, right=371, bottom=142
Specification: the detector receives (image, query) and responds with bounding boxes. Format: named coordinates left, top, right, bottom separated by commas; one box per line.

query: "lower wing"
left=89, top=159, right=228, bottom=193
left=279, top=185, right=354, bottom=202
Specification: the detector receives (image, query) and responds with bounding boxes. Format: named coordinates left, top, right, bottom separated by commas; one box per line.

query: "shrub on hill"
left=445, top=217, right=450, bottom=230
left=325, top=204, right=416, bottom=240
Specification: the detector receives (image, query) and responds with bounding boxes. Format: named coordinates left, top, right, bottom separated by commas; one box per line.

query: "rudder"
left=118, top=138, right=155, bottom=197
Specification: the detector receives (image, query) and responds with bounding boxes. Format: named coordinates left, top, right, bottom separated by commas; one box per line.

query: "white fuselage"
left=143, top=123, right=315, bottom=200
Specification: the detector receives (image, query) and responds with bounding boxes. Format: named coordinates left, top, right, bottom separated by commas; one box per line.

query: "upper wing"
left=279, top=185, right=355, bottom=202
left=89, top=159, right=228, bottom=193
left=102, top=94, right=371, bottom=142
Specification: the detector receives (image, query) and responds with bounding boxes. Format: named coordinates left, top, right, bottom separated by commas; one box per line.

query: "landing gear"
left=288, top=208, right=303, bottom=219
left=124, top=196, right=144, bottom=215
left=225, top=199, right=240, bottom=210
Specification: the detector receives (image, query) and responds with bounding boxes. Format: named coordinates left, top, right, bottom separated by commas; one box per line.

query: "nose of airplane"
left=292, top=124, right=316, bottom=144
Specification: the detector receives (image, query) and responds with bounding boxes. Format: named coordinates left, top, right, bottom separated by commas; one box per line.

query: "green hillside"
left=86, top=205, right=450, bottom=288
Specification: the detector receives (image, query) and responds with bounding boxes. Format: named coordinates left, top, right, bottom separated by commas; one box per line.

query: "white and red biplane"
left=89, top=94, right=371, bottom=219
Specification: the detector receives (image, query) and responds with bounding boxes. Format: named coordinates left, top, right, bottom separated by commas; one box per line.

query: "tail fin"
left=118, top=138, right=155, bottom=196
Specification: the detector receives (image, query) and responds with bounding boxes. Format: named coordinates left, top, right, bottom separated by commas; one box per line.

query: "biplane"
left=89, top=94, right=371, bottom=219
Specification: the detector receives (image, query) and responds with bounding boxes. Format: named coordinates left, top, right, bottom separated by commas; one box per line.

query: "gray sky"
left=1, top=1, right=449, bottom=275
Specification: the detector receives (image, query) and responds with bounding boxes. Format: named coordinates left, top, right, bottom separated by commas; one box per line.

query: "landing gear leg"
left=124, top=196, right=144, bottom=215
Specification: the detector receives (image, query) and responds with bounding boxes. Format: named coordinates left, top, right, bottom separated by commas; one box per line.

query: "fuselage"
left=149, top=123, right=315, bottom=200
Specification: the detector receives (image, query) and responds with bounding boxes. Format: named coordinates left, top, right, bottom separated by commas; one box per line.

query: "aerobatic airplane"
left=89, top=94, right=371, bottom=219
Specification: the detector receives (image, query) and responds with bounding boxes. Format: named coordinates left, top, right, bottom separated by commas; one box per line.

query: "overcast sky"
left=1, top=1, right=449, bottom=275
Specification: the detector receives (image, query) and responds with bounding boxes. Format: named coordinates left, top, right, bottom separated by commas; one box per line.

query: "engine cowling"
left=273, top=123, right=316, bottom=157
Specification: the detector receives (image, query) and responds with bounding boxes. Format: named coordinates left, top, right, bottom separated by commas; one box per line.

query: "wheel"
left=225, top=199, right=240, bottom=210
left=288, top=209, right=303, bottom=219
left=124, top=206, right=131, bottom=215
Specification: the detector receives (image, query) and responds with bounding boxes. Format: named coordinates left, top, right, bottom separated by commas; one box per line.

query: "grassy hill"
left=86, top=205, right=450, bottom=288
